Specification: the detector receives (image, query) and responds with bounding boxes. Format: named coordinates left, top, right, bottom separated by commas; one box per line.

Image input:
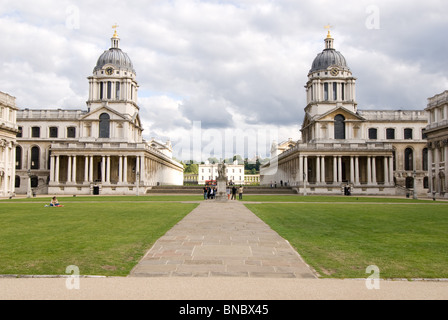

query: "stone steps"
left=147, top=186, right=296, bottom=194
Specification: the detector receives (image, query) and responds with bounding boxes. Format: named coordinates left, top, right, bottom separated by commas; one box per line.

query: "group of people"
left=203, top=185, right=244, bottom=200
left=228, top=185, right=244, bottom=200
left=203, top=186, right=217, bottom=200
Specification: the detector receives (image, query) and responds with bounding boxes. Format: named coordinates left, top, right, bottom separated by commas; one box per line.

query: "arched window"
left=16, top=146, right=22, bottom=169
left=99, top=113, right=110, bottom=138
left=334, top=115, right=346, bottom=140
left=405, top=148, right=413, bottom=171
left=31, top=146, right=40, bottom=170
left=422, top=148, right=428, bottom=171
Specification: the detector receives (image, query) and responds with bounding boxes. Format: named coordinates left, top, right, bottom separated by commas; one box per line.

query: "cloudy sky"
left=1, top=0, right=447, bottom=161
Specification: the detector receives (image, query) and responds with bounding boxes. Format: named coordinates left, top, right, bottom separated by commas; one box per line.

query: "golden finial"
left=112, top=24, right=119, bottom=38
left=324, top=24, right=333, bottom=38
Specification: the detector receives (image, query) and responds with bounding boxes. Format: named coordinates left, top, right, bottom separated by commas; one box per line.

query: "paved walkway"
left=130, top=201, right=317, bottom=278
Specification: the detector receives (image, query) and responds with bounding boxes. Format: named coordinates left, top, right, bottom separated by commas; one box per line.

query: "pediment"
left=316, top=107, right=366, bottom=122
left=81, top=105, right=128, bottom=121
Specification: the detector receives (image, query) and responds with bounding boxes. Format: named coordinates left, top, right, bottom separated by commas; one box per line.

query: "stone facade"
left=0, top=92, right=18, bottom=197
left=424, top=90, right=448, bottom=198
left=261, top=32, right=428, bottom=196
left=14, top=33, right=183, bottom=196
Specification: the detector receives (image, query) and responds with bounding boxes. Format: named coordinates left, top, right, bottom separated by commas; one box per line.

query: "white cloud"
left=1, top=0, right=446, bottom=161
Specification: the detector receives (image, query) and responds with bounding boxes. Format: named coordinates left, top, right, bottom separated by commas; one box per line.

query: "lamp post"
left=413, top=170, right=417, bottom=200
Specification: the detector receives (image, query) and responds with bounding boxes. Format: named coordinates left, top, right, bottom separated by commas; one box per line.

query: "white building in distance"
left=198, top=161, right=245, bottom=185
left=15, top=31, right=183, bottom=196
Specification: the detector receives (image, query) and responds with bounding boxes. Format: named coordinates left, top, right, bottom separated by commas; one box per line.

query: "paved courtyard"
left=130, top=201, right=317, bottom=278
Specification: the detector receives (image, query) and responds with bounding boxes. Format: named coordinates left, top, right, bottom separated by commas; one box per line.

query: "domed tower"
left=304, top=30, right=357, bottom=117
left=87, top=29, right=139, bottom=118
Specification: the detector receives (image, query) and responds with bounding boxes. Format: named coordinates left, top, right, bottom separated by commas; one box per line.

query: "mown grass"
left=246, top=202, right=448, bottom=279
left=0, top=201, right=198, bottom=276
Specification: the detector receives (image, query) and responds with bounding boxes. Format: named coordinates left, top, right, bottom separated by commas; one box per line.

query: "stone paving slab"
left=130, top=201, right=318, bottom=278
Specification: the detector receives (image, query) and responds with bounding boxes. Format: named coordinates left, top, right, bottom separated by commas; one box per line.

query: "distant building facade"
left=0, top=92, right=18, bottom=197
left=261, top=31, right=428, bottom=196
left=15, top=32, right=183, bottom=196
left=424, top=90, right=448, bottom=198
left=198, top=161, right=245, bottom=185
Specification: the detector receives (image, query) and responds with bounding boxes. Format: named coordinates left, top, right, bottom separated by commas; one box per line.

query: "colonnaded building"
left=0, top=92, right=18, bottom=197
left=261, top=31, right=429, bottom=196
left=424, top=90, right=448, bottom=198
left=14, top=31, right=183, bottom=196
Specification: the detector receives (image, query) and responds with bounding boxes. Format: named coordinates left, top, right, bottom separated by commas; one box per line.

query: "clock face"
left=330, top=68, right=339, bottom=76
left=105, top=67, right=114, bottom=75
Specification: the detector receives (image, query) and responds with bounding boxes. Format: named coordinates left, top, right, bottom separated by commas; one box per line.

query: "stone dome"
left=94, top=47, right=135, bottom=74
left=310, top=48, right=349, bottom=73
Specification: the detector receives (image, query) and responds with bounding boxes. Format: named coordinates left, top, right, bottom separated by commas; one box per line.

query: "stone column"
left=106, top=156, right=111, bottom=183
left=72, top=156, right=77, bottom=184
left=316, top=156, right=321, bottom=183
left=333, top=156, right=338, bottom=184
left=55, top=156, right=60, bottom=183
left=367, top=156, right=372, bottom=185
left=89, top=156, right=94, bottom=182
left=84, top=156, right=89, bottom=183
left=355, top=156, right=360, bottom=185
left=321, top=156, right=326, bottom=184
left=67, top=156, right=72, bottom=183
left=118, top=156, right=123, bottom=183
left=304, top=156, right=308, bottom=182
left=389, top=156, right=394, bottom=186
left=434, top=148, right=440, bottom=194
left=140, top=155, right=145, bottom=182
left=101, top=156, right=106, bottom=183
left=50, top=155, right=55, bottom=183
left=384, top=156, right=389, bottom=185
left=428, top=149, right=433, bottom=193
left=299, top=156, right=304, bottom=183
left=338, top=156, right=342, bottom=183
left=372, top=156, right=377, bottom=184
left=350, top=156, right=355, bottom=184
left=123, top=156, right=128, bottom=184
left=445, top=145, right=448, bottom=194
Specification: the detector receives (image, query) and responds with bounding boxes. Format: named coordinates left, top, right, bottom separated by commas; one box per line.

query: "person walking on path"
left=203, top=187, right=208, bottom=200
left=238, top=186, right=243, bottom=200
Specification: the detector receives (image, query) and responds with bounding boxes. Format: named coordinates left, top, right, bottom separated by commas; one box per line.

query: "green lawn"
left=240, top=195, right=441, bottom=203
left=0, top=201, right=198, bottom=276
left=1, top=195, right=204, bottom=203
left=246, top=202, right=448, bottom=279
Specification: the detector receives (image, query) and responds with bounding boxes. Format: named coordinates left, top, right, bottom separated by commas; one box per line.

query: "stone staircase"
left=146, top=185, right=297, bottom=195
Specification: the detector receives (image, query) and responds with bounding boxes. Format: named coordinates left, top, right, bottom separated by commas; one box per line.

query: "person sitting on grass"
left=50, top=197, right=64, bottom=207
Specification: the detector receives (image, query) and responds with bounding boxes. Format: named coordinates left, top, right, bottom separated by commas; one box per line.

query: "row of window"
left=368, top=128, right=424, bottom=140
left=17, top=126, right=77, bottom=139
left=334, top=115, right=423, bottom=140
left=16, top=113, right=112, bottom=139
